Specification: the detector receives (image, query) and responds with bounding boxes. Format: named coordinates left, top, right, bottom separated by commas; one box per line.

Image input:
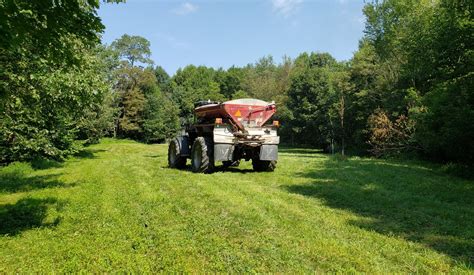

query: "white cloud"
left=173, top=2, right=198, bottom=16
left=271, top=0, right=303, bottom=17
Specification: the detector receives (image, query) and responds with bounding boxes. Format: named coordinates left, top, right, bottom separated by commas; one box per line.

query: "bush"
left=367, top=109, right=419, bottom=157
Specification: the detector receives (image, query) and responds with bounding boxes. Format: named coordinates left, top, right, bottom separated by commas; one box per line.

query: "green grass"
left=0, top=138, right=473, bottom=272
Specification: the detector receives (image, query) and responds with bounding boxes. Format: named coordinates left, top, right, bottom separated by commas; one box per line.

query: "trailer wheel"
left=252, top=159, right=276, bottom=172
left=191, top=137, right=214, bottom=173
left=168, top=138, right=187, bottom=169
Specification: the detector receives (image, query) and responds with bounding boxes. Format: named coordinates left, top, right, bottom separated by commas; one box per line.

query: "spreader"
left=168, top=98, right=280, bottom=173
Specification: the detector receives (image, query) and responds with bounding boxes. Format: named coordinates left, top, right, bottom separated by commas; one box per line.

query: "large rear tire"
left=191, top=137, right=214, bottom=173
left=252, top=159, right=276, bottom=172
left=168, top=138, right=187, bottom=169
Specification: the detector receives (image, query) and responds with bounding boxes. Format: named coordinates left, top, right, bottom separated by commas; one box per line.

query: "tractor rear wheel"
left=168, top=138, right=187, bottom=169
left=191, top=137, right=214, bottom=173
left=252, top=159, right=276, bottom=172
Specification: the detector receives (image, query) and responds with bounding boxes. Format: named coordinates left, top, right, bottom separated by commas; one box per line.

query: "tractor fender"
left=260, top=144, right=278, bottom=161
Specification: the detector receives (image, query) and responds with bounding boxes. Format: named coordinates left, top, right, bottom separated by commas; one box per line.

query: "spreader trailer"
left=168, top=98, right=280, bottom=173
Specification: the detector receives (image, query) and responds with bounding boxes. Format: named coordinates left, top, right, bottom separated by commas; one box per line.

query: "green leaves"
left=0, top=41, right=115, bottom=162
left=359, top=0, right=474, bottom=162
left=107, top=36, right=180, bottom=142
left=111, top=34, right=154, bottom=66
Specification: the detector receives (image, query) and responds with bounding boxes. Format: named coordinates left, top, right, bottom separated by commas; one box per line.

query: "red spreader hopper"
left=195, top=98, right=276, bottom=130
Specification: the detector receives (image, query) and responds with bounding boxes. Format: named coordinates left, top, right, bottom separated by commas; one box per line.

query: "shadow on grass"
left=163, top=164, right=257, bottom=174
left=0, top=197, right=63, bottom=236
left=279, top=148, right=323, bottom=155
left=31, top=158, right=63, bottom=170
left=145, top=155, right=160, bottom=158
left=0, top=171, right=74, bottom=193
left=23, top=149, right=106, bottom=170
left=73, top=149, right=106, bottom=159
left=73, top=149, right=107, bottom=159
left=283, top=155, right=474, bottom=267
left=218, top=167, right=255, bottom=173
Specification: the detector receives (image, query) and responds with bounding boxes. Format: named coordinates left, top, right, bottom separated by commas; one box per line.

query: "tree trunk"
left=340, top=95, right=345, bottom=156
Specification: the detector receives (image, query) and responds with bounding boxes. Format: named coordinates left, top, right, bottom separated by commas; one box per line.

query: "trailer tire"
left=168, top=138, right=187, bottom=169
left=252, top=159, right=276, bottom=172
left=191, top=137, right=214, bottom=173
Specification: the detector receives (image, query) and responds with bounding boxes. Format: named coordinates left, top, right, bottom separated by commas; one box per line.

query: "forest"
left=1, top=0, right=473, bottom=166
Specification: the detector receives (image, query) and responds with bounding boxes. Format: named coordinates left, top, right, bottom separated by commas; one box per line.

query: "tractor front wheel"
left=168, top=138, right=187, bottom=169
left=191, top=137, right=214, bottom=173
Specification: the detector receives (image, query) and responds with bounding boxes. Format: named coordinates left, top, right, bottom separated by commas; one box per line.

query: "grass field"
left=0, top=139, right=472, bottom=272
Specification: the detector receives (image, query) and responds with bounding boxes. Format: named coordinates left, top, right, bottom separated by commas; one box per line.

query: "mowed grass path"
left=0, top=139, right=472, bottom=272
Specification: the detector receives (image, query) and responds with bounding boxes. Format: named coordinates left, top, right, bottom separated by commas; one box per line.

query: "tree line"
left=1, top=0, right=472, bottom=165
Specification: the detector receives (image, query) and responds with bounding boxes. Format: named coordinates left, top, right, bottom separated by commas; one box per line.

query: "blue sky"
left=98, top=0, right=366, bottom=75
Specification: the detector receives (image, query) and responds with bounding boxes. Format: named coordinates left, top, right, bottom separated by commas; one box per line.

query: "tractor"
left=168, top=98, right=280, bottom=173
